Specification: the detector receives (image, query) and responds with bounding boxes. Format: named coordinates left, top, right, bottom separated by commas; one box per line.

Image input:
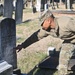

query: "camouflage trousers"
left=58, top=43, right=75, bottom=75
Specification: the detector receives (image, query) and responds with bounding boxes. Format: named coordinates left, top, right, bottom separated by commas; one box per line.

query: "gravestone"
left=0, top=4, right=3, bottom=16
left=36, top=0, right=41, bottom=12
left=66, top=0, right=71, bottom=10
left=37, top=49, right=75, bottom=71
left=65, top=0, right=73, bottom=10
left=13, top=0, right=16, bottom=11
left=0, top=18, right=17, bottom=69
left=44, top=3, right=48, bottom=11
left=41, top=0, right=46, bottom=11
left=15, top=0, right=23, bottom=24
left=3, top=0, right=13, bottom=18
left=36, top=0, right=46, bottom=12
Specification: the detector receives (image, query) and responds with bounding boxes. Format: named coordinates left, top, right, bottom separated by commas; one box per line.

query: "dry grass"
left=16, top=7, right=75, bottom=75
left=16, top=10, right=62, bottom=75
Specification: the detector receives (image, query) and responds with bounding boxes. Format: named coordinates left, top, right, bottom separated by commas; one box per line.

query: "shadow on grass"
left=23, top=19, right=32, bottom=23
left=27, top=63, right=75, bottom=75
left=27, top=50, right=75, bottom=75
left=27, top=51, right=59, bottom=75
left=22, top=18, right=39, bottom=24
left=27, top=66, right=57, bottom=75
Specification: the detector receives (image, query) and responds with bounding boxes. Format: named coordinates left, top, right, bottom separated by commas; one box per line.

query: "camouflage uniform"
left=21, top=10, right=75, bottom=75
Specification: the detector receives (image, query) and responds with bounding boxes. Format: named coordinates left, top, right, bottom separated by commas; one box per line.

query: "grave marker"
left=0, top=18, right=17, bottom=69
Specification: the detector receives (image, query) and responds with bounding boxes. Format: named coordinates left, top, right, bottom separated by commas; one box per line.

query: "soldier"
left=14, top=10, right=75, bottom=75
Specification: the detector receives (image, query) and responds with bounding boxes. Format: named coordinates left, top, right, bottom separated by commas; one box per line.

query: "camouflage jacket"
left=21, top=16, right=75, bottom=48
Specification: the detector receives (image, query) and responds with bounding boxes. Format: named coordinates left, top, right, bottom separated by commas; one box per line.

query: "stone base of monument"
left=0, top=60, right=13, bottom=75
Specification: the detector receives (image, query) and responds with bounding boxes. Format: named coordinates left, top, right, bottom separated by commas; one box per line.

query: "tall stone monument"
left=15, top=0, right=23, bottom=24
left=36, top=0, right=47, bottom=12
left=3, top=0, right=13, bottom=18
left=65, top=0, right=73, bottom=10
left=0, top=18, right=17, bottom=69
left=66, top=0, right=71, bottom=10
left=36, top=0, right=41, bottom=12
left=0, top=4, right=3, bottom=16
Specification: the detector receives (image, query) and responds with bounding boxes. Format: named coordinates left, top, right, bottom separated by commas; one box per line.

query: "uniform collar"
left=54, top=18, right=59, bottom=36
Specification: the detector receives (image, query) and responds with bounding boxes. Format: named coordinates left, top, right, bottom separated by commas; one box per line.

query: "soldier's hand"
left=14, top=45, right=23, bottom=52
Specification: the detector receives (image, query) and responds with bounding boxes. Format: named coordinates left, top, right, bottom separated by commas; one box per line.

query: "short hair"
left=39, top=10, right=55, bottom=26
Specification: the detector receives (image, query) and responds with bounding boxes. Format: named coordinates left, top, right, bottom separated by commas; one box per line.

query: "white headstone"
left=36, top=0, right=41, bottom=12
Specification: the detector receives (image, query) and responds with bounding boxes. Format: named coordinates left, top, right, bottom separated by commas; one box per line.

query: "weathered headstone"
left=52, top=0, right=55, bottom=9
left=0, top=60, right=13, bottom=75
left=0, top=18, right=17, bottom=69
left=3, top=0, right=13, bottom=18
left=36, top=0, right=41, bottom=12
left=0, top=4, right=3, bottom=16
left=15, top=0, right=23, bottom=24
left=41, top=0, right=45, bottom=11
left=13, top=0, right=16, bottom=11
left=66, top=0, right=71, bottom=10
left=44, top=3, right=48, bottom=11
left=65, top=0, right=73, bottom=10
left=36, top=0, right=46, bottom=12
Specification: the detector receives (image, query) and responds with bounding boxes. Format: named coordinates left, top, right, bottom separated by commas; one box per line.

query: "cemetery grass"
left=16, top=7, right=75, bottom=75
left=16, top=16, right=59, bottom=75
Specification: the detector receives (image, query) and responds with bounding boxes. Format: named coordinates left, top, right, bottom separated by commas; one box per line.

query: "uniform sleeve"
left=21, top=28, right=49, bottom=48
left=68, top=20, right=75, bottom=32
